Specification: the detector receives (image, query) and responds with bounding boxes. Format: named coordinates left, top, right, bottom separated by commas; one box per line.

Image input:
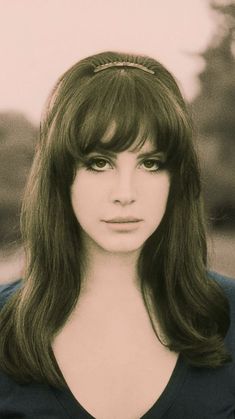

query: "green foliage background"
left=191, top=0, right=235, bottom=230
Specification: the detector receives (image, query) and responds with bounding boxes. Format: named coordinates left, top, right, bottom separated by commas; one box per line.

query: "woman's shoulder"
left=0, top=279, right=22, bottom=309
left=207, top=270, right=235, bottom=304
left=208, top=270, right=235, bottom=343
left=208, top=269, right=235, bottom=285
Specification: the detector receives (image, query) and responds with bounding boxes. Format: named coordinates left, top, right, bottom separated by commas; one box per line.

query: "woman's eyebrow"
left=87, top=148, right=165, bottom=159
left=135, top=150, right=165, bottom=159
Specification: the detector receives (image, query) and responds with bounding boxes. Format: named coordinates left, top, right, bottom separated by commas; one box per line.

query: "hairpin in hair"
left=94, top=61, right=155, bottom=75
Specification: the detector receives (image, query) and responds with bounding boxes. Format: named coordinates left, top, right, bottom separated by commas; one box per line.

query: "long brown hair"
left=0, top=51, right=232, bottom=388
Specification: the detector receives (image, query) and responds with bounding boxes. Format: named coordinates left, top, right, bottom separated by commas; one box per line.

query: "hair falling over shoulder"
left=0, top=50, right=232, bottom=388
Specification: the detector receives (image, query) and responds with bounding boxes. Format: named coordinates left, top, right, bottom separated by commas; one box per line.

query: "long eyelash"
left=143, top=159, right=165, bottom=171
left=85, top=158, right=108, bottom=173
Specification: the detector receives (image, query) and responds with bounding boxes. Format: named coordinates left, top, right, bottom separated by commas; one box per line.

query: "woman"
left=0, top=50, right=234, bottom=419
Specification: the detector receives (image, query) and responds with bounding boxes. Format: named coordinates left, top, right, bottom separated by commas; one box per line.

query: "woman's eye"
left=141, top=159, right=161, bottom=171
left=86, top=158, right=110, bottom=171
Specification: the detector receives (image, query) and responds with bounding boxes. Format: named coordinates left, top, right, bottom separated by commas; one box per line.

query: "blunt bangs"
left=63, top=67, right=192, bottom=169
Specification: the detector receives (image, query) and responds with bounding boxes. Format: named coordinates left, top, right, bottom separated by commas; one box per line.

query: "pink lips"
left=104, top=217, right=142, bottom=223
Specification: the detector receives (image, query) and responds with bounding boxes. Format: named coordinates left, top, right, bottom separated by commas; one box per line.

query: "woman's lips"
left=103, top=220, right=143, bottom=230
left=104, top=218, right=142, bottom=223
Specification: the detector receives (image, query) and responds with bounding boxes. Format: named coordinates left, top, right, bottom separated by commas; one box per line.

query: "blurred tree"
left=0, top=112, right=37, bottom=252
left=191, top=0, right=235, bottom=229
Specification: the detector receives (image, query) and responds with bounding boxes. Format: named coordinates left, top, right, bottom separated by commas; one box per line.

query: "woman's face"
left=71, top=134, right=170, bottom=255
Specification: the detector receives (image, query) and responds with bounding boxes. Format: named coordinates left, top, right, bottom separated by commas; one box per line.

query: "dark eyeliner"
left=142, top=159, right=165, bottom=171
left=85, top=157, right=109, bottom=172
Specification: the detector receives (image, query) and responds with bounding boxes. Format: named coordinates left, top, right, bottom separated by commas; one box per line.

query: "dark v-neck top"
left=0, top=271, right=235, bottom=418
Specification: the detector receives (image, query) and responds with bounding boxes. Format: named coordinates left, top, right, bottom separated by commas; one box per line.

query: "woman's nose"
left=110, top=172, right=137, bottom=205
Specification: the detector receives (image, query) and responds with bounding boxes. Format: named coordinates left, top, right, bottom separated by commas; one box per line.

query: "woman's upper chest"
left=52, top=296, right=179, bottom=419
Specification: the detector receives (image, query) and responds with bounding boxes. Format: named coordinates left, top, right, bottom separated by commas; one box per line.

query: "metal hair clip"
left=94, top=61, right=155, bottom=75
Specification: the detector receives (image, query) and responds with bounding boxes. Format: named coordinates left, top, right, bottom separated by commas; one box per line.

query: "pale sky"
left=0, top=0, right=218, bottom=124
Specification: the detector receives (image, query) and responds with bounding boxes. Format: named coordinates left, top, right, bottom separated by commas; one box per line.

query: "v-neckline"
left=50, top=352, right=188, bottom=419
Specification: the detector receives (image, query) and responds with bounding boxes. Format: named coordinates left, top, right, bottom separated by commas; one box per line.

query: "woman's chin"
left=96, top=238, right=145, bottom=254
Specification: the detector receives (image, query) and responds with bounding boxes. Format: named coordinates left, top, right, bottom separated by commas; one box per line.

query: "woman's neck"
left=79, top=242, right=142, bottom=302
left=63, top=242, right=158, bottom=339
